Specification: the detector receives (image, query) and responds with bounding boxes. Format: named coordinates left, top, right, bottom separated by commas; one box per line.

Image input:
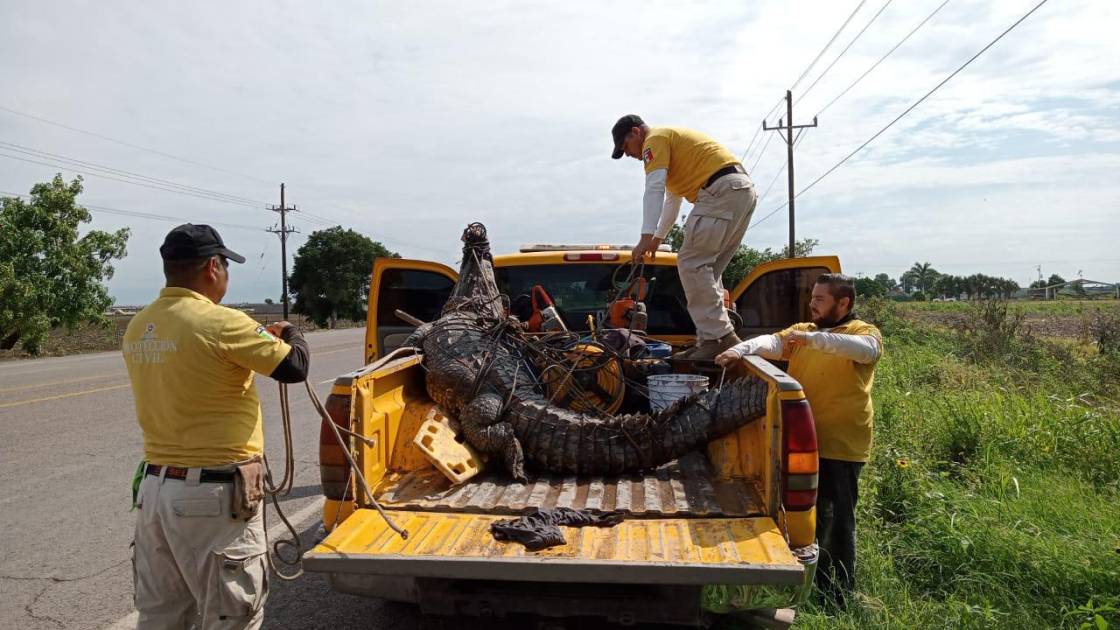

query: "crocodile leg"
left=460, top=391, right=527, bottom=481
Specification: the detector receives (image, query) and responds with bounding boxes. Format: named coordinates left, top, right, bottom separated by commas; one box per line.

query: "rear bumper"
left=307, top=551, right=804, bottom=585
left=701, top=543, right=819, bottom=613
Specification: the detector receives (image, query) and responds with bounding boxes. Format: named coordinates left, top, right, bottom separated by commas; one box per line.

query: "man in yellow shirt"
left=611, top=114, right=758, bottom=360
left=716, top=273, right=882, bottom=604
left=122, top=224, right=310, bottom=629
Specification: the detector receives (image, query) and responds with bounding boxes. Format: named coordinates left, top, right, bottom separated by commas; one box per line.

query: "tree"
left=264, top=298, right=274, bottom=305
left=873, top=273, right=897, bottom=294
left=664, top=218, right=818, bottom=288
left=906, top=262, right=940, bottom=294
left=934, top=274, right=959, bottom=299
left=1047, top=273, right=1066, bottom=287
left=289, top=227, right=398, bottom=328
left=900, top=270, right=918, bottom=294
left=855, top=276, right=885, bottom=298
left=0, top=175, right=129, bottom=354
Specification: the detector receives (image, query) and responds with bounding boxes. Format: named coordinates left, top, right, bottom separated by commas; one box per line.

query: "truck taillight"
left=319, top=393, right=353, bottom=501
left=781, top=399, right=818, bottom=511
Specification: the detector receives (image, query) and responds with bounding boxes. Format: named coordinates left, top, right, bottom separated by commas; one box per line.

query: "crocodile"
left=406, top=223, right=769, bottom=480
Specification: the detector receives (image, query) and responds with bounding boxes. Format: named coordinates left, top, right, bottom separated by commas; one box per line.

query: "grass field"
left=795, top=299, right=1120, bottom=629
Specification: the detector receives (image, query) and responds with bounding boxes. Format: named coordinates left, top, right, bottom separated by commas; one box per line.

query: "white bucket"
left=647, top=374, right=709, bottom=412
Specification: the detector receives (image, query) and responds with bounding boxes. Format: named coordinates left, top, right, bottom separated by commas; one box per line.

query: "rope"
left=260, top=347, right=418, bottom=581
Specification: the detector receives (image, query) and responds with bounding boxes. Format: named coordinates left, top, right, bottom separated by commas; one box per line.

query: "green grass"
left=792, top=300, right=1120, bottom=629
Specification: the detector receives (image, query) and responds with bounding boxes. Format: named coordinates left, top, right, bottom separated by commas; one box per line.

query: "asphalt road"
left=0, top=327, right=426, bottom=630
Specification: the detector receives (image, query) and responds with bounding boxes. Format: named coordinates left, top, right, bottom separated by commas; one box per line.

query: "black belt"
left=704, top=163, right=747, bottom=189
left=145, top=464, right=236, bottom=484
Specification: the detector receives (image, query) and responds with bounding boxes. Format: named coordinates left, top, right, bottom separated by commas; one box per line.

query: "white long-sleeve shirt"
left=731, top=328, right=881, bottom=364
left=642, top=168, right=684, bottom=239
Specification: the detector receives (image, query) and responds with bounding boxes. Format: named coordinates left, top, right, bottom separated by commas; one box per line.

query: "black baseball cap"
left=159, top=223, right=246, bottom=263
left=611, top=114, right=645, bottom=159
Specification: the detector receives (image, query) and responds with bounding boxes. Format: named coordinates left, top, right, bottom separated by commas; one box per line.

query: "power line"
left=740, top=97, right=785, bottom=162
left=741, top=0, right=866, bottom=162
left=816, top=0, right=952, bottom=117
left=795, top=0, right=894, bottom=106
left=0, top=104, right=275, bottom=185
left=749, top=130, right=777, bottom=174
left=0, top=189, right=263, bottom=232
left=790, top=0, right=869, bottom=93
left=751, top=0, right=1051, bottom=229
left=0, top=140, right=268, bottom=207
left=0, top=151, right=267, bottom=210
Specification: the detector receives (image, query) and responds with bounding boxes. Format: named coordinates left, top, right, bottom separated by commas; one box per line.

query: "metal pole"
left=762, top=90, right=816, bottom=259
left=785, top=90, right=795, bottom=257
left=280, top=183, right=289, bottom=320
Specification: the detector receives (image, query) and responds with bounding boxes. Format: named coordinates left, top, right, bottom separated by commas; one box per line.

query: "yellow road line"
left=0, top=373, right=124, bottom=394
left=0, top=383, right=130, bottom=409
left=313, top=347, right=354, bottom=357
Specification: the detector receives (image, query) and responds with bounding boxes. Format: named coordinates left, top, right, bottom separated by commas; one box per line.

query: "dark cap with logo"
left=159, top=224, right=246, bottom=263
left=611, top=114, right=645, bottom=159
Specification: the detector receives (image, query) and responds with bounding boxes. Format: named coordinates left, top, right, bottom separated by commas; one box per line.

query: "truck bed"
left=375, top=452, right=765, bottom=518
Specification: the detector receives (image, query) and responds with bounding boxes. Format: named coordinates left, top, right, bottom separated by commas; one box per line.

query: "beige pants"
left=677, top=173, right=757, bottom=341
left=133, top=468, right=268, bottom=630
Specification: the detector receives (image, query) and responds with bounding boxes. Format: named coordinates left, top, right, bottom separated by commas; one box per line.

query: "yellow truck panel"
left=308, top=510, right=802, bottom=585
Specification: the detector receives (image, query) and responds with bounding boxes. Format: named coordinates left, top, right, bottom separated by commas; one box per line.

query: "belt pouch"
left=231, top=458, right=265, bottom=520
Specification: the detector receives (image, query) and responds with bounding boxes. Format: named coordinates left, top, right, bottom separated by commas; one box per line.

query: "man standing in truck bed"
left=123, top=224, right=310, bottom=629
left=611, top=114, right=757, bottom=361
left=716, top=273, right=882, bottom=606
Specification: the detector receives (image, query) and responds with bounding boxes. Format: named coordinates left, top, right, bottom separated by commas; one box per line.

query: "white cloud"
left=0, top=0, right=1116, bottom=303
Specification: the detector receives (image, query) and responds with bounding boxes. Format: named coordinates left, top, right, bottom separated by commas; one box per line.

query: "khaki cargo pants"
left=133, top=468, right=268, bottom=629
left=677, top=173, right=757, bottom=341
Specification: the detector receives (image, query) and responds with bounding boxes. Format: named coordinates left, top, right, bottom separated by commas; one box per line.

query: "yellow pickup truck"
left=305, top=246, right=841, bottom=627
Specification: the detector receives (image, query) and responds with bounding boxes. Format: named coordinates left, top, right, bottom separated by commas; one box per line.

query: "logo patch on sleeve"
left=642, top=148, right=654, bottom=165
left=255, top=325, right=276, bottom=341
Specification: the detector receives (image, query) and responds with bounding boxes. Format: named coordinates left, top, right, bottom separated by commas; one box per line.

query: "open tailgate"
left=305, top=510, right=803, bottom=586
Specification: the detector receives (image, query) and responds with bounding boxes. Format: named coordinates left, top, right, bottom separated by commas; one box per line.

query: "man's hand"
left=714, top=349, right=741, bottom=368
left=784, top=330, right=810, bottom=352
left=631, top=234, right=663, bottom=261
left=266, top=321, right=293, bottom=339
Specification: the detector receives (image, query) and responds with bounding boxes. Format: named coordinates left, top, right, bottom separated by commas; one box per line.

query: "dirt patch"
left=904, top=306, right=1107, bottom=340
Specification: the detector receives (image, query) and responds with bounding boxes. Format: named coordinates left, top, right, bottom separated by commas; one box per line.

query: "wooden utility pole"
left=267, top=183, right=298, bottom=319
left=762, top=90, right=818, bottom=257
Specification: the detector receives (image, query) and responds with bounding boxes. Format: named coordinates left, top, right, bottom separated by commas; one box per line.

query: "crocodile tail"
left=506, top=376, right=769, bottom=476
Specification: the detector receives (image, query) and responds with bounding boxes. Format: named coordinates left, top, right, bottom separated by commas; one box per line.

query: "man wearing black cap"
left=611, top=115, right=757, bottom=361
left=122, top=224, right=310, bottom=629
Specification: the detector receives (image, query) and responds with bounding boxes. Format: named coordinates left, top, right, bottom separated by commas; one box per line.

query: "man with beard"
left=716, top=273, right=882, bottom=606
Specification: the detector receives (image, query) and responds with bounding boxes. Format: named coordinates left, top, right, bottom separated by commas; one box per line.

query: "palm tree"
left=907, top=262, right=940, bottom=294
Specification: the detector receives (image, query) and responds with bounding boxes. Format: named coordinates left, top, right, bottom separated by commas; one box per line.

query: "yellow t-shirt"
left=778, top=319, right=882, bottom=463
left=122, top=287, right=291, bottom=467
left=642, top=126, right=739, bottom=202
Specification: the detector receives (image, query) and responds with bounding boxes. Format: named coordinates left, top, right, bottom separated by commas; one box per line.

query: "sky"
left=1, top=0, right=1117, bottom=305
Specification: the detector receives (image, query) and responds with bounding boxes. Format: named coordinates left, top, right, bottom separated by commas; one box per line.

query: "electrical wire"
left=0, top=140, right=268, bottom=207
left=750, top=0, right=1051, bottom=229
left=742, top=1, right=868, bottom=163
left=790, top=0, right=869, bottom=93
left=795, top=0, right=895, bottom=106
left=0, top=151, right=267, bottom=210
left=816, top=0, right=952, bottom=117
left=0, top=104, right=276, bottom=185
left=0, top=189, right=263, bottom=232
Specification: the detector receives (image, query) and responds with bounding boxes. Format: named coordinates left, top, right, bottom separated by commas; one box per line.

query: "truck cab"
left=306, top=246, right=840, bottom=627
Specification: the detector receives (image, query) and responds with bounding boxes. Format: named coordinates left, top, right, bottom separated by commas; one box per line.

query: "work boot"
left=671, top=343, right=701, bottom=361
left=685, top=331, right=742, bottom=362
